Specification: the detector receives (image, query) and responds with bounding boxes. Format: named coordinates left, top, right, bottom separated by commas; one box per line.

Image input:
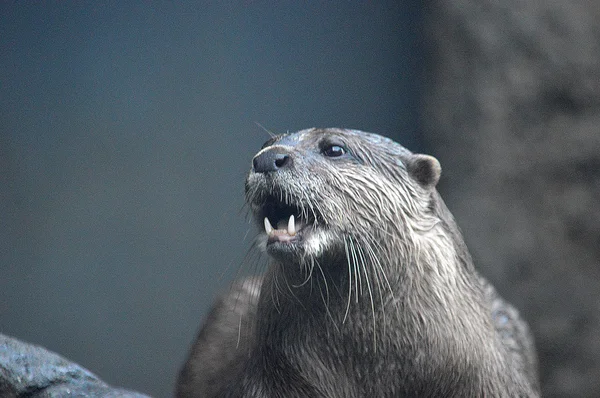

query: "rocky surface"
left=0, top=334, right=150, bottom=398
left=423, top=1, right=600, bottom=397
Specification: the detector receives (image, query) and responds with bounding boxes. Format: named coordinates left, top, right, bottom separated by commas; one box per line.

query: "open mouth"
left=258, top=196, right=314, bottom=246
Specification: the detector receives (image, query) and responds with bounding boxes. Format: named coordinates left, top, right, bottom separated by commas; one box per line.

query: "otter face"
left=245, top=128, right=441, bottom=264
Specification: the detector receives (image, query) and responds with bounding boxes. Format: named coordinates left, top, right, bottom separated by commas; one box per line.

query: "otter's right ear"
left=407, top=154, right=441, bottom=189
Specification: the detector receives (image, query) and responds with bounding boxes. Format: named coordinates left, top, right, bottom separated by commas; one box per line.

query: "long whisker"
left=293, top=257, right=315, bottom=288
left=254, top=121, right=276, bottom=138
left=362, top=238, right=388, bottom=347
left=364, top=235, right=397, bottom=307
left=349, top=236, right=361, bottom=304
left=343, top=236, right=353, bottom=324
left=231, top=239, right=263, bottom=343
left=280, top=263, right=306, bottom=310
left=313, top=258, right=339, bottom=331
left=355, top=240, right=377, bottom=351
left=271, top=264, right=284, bottom=313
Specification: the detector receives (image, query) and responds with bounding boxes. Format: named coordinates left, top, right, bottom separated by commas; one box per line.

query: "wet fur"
left=176, top=128, right=539, bottom=397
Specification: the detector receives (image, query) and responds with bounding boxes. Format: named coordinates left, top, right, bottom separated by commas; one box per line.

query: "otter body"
left=177, top=128, right=539, bottom=397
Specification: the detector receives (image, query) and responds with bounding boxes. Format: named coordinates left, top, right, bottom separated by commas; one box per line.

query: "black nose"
left=252, top=148, right=292, bottom=173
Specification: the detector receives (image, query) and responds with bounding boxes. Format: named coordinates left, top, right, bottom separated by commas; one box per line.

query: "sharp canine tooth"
left=288, top=214, right=296, bottom=236
left=264, top=217, right=273, bottom=235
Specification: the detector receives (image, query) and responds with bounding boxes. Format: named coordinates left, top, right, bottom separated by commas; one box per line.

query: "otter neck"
left=252, top=232, right=526, bottom=396
left=257, top=227, right=480, bottom=340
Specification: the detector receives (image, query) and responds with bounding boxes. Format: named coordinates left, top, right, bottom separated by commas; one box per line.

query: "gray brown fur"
left=176, top=128, right=539, bottom=397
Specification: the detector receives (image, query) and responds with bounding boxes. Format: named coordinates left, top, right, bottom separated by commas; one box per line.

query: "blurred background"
left=0, top=2, right=421, bottom=397
left=1, top=2, right=599, bottom=398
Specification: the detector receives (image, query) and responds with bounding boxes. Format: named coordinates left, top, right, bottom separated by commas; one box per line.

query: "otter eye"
left=322, top=144, right=346, bottom=158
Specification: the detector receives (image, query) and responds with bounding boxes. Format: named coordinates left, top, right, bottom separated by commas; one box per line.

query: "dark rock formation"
left=423, top=1, right=600, bottom=397
left=0, top=334, right=150, bottom=398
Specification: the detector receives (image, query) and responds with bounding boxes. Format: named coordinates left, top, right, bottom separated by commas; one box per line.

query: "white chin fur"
left=304, top=229, right=335, bottom=258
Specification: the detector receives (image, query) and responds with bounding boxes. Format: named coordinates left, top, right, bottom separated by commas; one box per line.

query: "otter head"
left=245, top=128, right=441, bottom=268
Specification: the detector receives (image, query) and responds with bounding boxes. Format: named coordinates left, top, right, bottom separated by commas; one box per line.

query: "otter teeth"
left=263, top=215, right=297, bottom=237
left=288, top=215, right=296, bottom=236
left=264, top=217, right=273, bottom=235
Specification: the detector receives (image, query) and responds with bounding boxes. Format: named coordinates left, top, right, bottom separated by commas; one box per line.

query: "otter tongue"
left=264, top=215, right=297, bottom=237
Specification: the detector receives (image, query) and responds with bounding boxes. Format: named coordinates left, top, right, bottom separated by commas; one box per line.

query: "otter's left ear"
left=407, top=154, right=441, bottom=188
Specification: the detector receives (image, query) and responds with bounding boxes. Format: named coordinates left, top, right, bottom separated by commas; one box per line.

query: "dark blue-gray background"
left=0, top=3, right=422, bottom=396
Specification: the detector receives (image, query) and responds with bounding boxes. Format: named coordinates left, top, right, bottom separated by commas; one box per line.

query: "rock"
left=0, top=334, right=150, bottom=398
left=423, top=1, right=600, bottom=397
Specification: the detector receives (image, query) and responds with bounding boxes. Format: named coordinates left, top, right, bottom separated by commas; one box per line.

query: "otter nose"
left=252, top=148, right=292, bottom=173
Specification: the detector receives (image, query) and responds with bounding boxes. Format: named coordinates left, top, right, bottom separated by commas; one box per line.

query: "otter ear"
left=407, top=154, right=441, bottom=188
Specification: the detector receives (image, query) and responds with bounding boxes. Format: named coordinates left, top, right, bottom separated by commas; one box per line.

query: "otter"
left=176, top=128, right=540, bottom=397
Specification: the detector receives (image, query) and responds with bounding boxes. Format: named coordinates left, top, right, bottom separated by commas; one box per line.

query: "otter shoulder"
left=480, top=276, right=540, bottom=394
left=176, top=277, right=262, bottom=398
